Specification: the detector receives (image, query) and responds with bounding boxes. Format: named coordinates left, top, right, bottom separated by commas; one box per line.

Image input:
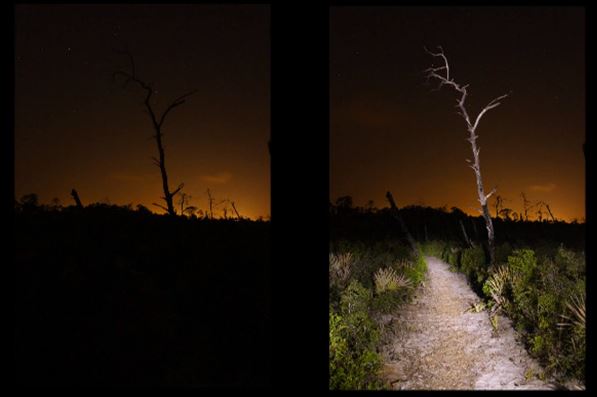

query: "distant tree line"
left=14, top=191, right=254, bottom=222
left=330, top=196, right=585, bottom=252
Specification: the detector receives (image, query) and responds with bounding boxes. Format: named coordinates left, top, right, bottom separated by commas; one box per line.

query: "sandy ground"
left=378, top=256, right=554, bottom=390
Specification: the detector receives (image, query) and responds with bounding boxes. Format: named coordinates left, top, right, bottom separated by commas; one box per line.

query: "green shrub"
left=507, top=249, right=538, bottom=327
left=330, top=289, right=383, bottom=390
left=460, top=245, right=487, bottom=288
left=372, top=290, right=405, bottom=313
left=403, top=250, right=427, bottom=286
left=421, top=240, right=445, bottom=257
left=329, top=310, right=382, bottom=389
left=445, top=247, right=461, bottom=270
left=340, top=280, right=372, bottom=315
left=508, top=249, right=537, bottom=284
left=555, top=245, right=585, bottom=280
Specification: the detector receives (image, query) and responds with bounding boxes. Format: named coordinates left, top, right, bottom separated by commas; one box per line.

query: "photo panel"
left=15, top=4, right=272, bottom=387
left=329, top=6, right=585, bottom=391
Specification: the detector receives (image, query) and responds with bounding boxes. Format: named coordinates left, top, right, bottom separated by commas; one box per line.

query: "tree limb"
left=158, top=89, right=198, bottom=128
left=472, top=93, right=509, bottom=131
left=151, top=156, right=161, bottom=168
left=170, top=183, right=185, bottom=197
left=152, top=202, right=169, bottom=212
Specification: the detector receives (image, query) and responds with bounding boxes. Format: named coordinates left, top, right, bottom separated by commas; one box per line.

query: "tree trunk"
left=470, top=129, right=496, bottom=265
left=70, top=189, right=83, bottom=209
left=231, top=201, right=241, bottom=220
left=386, top=191, right=419, bottom=255
left=154, top=129, right=176, bottom=215
left=459, top=219, right=473, bottom=248
left=545, top=203, right=556, bottom=222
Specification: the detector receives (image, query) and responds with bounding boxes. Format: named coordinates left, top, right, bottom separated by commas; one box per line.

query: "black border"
left=270, top=3, right=330, bottom=390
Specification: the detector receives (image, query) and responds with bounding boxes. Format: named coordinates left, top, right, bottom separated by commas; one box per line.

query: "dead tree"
left=544, top=202, right=556, bottom=222
left=113, top=47, right=196, bottom=216
left=425, top=46, right=509, bottom=265
left=499, top=207, right=513, bottom=221
left=534, top=200, right=555, bottom=222
left=521, top=192, right=532, bottom=221
left=70, top=189, right=83, bottom=209
left=178, top=192, right=198, bottom=217
left=494, top=195, right=505, bottom=220
left=386, top=191, right=418, bottom=256
left=206, top=188, right=214, bottom=219
left=470, top=217, right=479, bottom=240
left=231, top=201, right=241, bottom=220
left=459, top=219, right=473, bottom=248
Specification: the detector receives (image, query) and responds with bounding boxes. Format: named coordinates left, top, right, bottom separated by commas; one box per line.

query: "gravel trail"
left=379, top=256, right=553, bottom=390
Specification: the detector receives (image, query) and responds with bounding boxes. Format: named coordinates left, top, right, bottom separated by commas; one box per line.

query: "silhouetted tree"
left=136, top=204, right=152, bottom=215
left=499, top=207, right=513, bottom=221
left=50, top=197, right=62, bottom=211
left=335, top=196, right=353, bottom=209
left=177, top=192, right=197, bottom=217
left=71, top=189, right=83, bottom=209
left=543, top=202, right=556, bottom=222
left=18, top=193, right=39, bottom=211
left=459, top=219, right=473, bottom=248
left=231, top=201, right=241, bottom=220
left=425, top=46, right=509, bottom=265
left=385, top=191, right=418, bottom=255
left=113, top=47, right=196, bottom=216
left=494, top=195, right=504, bottom=219
left=206, top=188, right=214, bottom=219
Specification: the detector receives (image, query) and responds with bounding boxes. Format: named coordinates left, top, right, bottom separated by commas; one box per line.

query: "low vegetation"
left=424, top=240, right=585, bottom=383
left=329, top=241, right=427, bottom=389
left=15, top=199, right=271, bottom=386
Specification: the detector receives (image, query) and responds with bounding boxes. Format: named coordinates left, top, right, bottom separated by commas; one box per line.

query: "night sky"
left=16, top=5, right=270, bottom=219
left=331, top=7, right=585, bottom=222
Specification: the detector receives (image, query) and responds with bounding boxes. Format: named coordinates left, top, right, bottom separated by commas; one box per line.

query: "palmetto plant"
left=373, top=267, right=412, bottom=294
left=557, top=293, right=585, bottom=334
left=483, top=265, right=511, bottom=314
left=394, top=259, right=412, bottom=271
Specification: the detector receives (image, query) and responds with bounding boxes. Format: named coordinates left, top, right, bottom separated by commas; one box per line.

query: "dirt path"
left=379, top=256, right=553, bottom=390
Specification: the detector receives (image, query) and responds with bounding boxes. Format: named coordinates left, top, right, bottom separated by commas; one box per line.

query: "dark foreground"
left=15, top=205, right=271, bottom=386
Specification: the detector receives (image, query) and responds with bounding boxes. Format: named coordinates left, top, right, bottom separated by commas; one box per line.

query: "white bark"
left=425, top=46, right=508, bottom=264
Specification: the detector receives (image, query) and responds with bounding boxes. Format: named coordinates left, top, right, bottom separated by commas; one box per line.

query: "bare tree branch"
left=170, top=183, right=185, bottom=197
left=484, top=186, right=497, bottom=202
left=151, top=156, right=161, bottom=168
left=152, top=202, right=169, bottom=212
left=158, top=89, right=199, bottom=128
left=472, top=93, right=509, bottom=131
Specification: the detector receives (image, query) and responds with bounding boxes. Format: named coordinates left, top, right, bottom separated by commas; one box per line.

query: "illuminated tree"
left=113, top=47, right=196, bottom=216
left=425, top=46, right=509, bottom=265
